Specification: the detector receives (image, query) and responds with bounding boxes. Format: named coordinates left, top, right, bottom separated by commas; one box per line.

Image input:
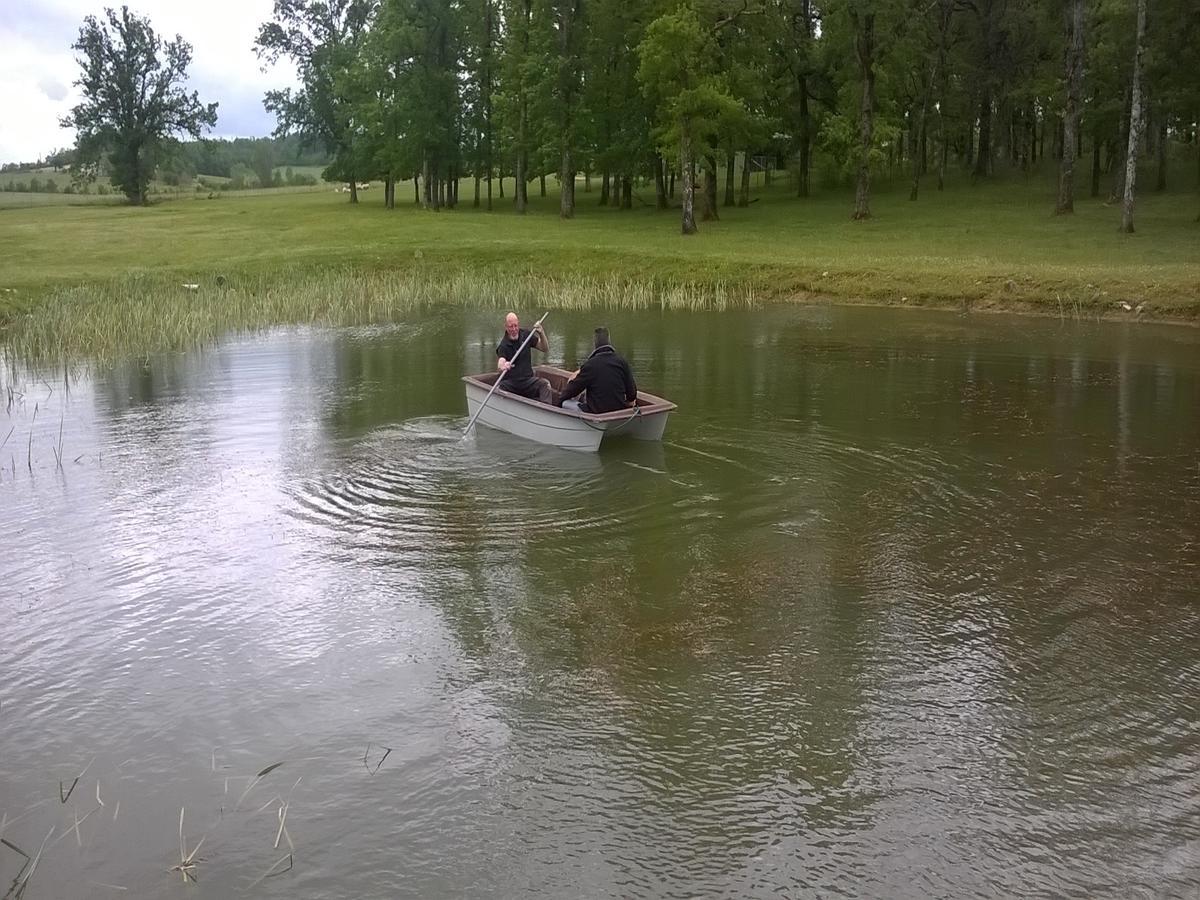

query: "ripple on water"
left=286, top=418, right=671, bottom=562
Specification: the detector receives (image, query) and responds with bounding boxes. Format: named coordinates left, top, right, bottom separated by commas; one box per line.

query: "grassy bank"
left=1, top=168, right=1197, bottom=359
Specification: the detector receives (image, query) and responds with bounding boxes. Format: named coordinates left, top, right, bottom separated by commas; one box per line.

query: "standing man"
left=557, top=326, right=638, bottom=413
left=496, top=311, right=552, bottom=404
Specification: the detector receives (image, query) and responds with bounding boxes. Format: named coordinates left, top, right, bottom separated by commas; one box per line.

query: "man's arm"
left=533, top=324, right=548, bottom=352
left=557, top=365, right=590, bottom=405
left=622, top=361, right=638, bottom=405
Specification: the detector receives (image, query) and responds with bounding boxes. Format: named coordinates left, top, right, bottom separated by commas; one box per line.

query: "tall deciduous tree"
left=1119, top=0, right=1147, bottom=233
left=849, top=4, right=877, bottom=219
left=61, top=6, right=217, bottom=205
left=639, top=5, right=743, bottom=234
left=256, top=0, right=373, bottom=202
left=1055, top=0, right=1086, bottom=214
left=498, top=0, right=538, bottom=212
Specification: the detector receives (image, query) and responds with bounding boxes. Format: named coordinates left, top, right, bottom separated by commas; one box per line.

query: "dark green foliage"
left=61, top=6, right=218, bottom=204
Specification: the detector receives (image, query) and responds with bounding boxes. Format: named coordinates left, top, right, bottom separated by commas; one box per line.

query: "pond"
left=1, top=305, right=1198, bottom=897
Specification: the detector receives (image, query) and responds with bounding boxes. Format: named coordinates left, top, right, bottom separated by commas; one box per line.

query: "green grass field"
left=0, top=165, right=334, bottom=211
left=1, top=165, right=1197, bottom=359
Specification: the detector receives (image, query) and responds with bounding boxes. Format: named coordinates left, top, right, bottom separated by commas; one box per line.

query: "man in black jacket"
left=557, top=327, right=638, bottom=413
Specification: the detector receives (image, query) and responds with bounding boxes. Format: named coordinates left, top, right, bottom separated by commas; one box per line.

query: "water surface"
left=1, top=306, right=1198, bottom=897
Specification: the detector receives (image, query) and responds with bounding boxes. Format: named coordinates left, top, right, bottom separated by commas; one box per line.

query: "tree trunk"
left=514, top=0, right=530, bottom=213
left=620, top=175, right=632, bottom=209
left=557, top=0, right=580, bottom=219
left=797, top=0, right=813, bottom=197
left=739, top=151, right=750, bottom=206
left=560, top=148, right=575, bottom=218
left=798, top=78, right=811, bottom=197
left=349, top=177, right=358, bottom=205
left=515, top=149, right=527, bottom=212
left=669, top=169, right=675, bottom=198
left=499, top=174, right=505, bottom=198
left=1056, top=0, right=1085, bottom=214
left=600, top=170, right=610, bottom=205
left=680, top=129, right=697, bottom=234
left=1027, top=103, right=1036, bottom=171
left=724, top=152, right=735, bottom=206
left=974, top=92, right=992, bottom=177
left=1009, top=108, right=1020, bottom=166
left=852, top=10, right=876, bottom=219
left=584, top=170, right=591, bottom=192
left=938, top=131, right=947, bottom=190
left=1120, top=0, right=1147, bottom=233
left=654, top=155, right=667, bottom=209
left=910, top=54, right=939, bottom=202
left=385, top=176, right=394, bottom=209
left=422, top=158, right=432, bottom=209
left=1110, top=88, right=1132, bottom=202
left=474, top=173, right=480, bottom=208
left=129, top=149, right=143, bottom=205
left=539, top=172, right=546, bottom=197
left=414, top=176, right=420, bottom=204
left=702, top=153, right=719, bottom=220
left=1156, top=118, right=1167, bottom=191
left=484, top=0, right=494, bottom=211
left=1091, top=130, right=1102, bottom=197
left=910, top=116, right=926, bottom=201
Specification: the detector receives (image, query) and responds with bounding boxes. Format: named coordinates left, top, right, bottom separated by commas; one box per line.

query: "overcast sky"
left=0, top=1, right=298, bottom=165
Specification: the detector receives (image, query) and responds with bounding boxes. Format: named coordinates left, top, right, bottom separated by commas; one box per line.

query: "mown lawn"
left=1, top=167, right=1197, bottom=338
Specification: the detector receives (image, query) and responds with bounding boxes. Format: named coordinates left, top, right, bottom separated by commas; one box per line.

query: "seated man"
left=557, top=326, right=638, bottom=413
left=496, top=311, right=552, bottom=403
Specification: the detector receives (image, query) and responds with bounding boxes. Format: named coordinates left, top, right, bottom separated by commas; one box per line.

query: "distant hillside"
left=1, top=135, right=331, bottom=180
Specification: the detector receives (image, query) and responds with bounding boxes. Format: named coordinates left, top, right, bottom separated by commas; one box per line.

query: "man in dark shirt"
left=557, top=326, right=638, bottom=414
left=496, top=311, right=552, bottom=404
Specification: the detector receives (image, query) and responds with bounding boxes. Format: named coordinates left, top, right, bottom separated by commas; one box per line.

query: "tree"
left=497, top=0, right=538, bottom=213
left=639, top=5, right=744, bottom=234
left=547, top=0, right=587, bottom=219
left=61, top=6, right=217, bottom=205
left=251, top=140, right=276, bottom=188
left=256, top=0, right=373, bottom=203
left=1055, top=0, right=1086, bottom=214
left=1119, top=0, right=1146, bottom=233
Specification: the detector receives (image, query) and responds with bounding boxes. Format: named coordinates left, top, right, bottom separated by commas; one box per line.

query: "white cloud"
left=38, top=77, right=68, bottom=101
left=0, top=0, right=297, bottom=164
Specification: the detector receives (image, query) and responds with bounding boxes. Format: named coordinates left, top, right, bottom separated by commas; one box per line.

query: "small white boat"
left=463, top=365, right=677, bottom=452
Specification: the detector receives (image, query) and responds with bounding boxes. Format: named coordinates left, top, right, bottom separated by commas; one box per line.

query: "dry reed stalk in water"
left=234, top=761, right=285, bottom=810
left=169, top=807, right=206, bottom=884
left=248, top=853, right=293, bottom=889
left=59, top=758, right=94, bottom=804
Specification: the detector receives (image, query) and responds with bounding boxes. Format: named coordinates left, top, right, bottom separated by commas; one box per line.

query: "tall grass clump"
left=0, top=268, right=759, bottom=364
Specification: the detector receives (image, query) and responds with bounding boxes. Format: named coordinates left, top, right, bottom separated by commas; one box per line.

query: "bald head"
left=504, top=312, right=520, bottom=339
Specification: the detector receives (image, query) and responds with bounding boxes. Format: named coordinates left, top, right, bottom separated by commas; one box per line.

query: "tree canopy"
left=62, top=5, right=217, bottom=205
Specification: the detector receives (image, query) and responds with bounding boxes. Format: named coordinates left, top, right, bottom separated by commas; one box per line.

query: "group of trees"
left=252, top=0, right=1200, bottom=231
left=58, top=1, right=1200, bottom=226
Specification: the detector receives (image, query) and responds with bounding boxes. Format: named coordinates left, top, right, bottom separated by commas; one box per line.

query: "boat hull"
left=463, top=366, right=676, bottom=452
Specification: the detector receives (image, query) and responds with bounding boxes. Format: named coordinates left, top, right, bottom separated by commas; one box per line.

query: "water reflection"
left=1, top=307, right=1198, bottom=898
